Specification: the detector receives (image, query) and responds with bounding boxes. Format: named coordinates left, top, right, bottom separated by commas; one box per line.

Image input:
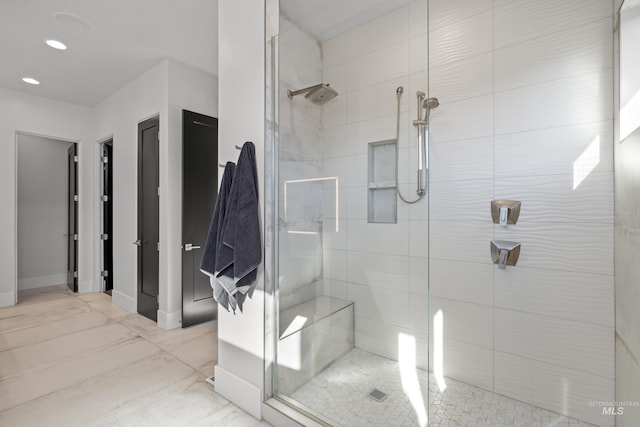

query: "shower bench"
left=277, top=296, right=354, bottom=395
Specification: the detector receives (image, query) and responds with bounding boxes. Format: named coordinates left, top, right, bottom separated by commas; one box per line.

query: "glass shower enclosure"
left=265, top=0, right=616, bottom=426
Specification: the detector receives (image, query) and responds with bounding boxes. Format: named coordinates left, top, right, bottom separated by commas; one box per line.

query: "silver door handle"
left=184, top=243, right=201, bottom=251
left=133, top=240, right=142, bottom=246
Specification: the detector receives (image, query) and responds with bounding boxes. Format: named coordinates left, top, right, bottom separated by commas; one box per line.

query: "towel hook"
left=218, top=162, right=225, bottom=168
left=235, top=144, right=242, bottom=150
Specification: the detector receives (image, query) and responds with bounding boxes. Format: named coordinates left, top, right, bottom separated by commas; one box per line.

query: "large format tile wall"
left=321, top=0, right=615, bottom=426
left=278, top=15, right=325, bottom=311
left=320, top=1, right=431, bottom=364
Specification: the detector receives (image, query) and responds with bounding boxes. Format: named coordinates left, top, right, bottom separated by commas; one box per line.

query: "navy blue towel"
left=200, top=161, right=235, bottom=311
left=215, top=141, right=262, bottom=313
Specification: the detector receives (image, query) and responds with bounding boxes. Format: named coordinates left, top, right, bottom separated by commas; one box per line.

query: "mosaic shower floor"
left=289, top=349, right=598, bottom=427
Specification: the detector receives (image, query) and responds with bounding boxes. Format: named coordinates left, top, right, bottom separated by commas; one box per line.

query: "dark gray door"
left=67, top=144, right=78, bottom=292
left=182, top=110, right=218, bottom=327
left=102, top=141, right=113, bottom=293
left=137, top=117, right=160, bottom=321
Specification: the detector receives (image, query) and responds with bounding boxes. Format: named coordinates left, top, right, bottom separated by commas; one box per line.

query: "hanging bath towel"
left=200, top=161, right=236, bottom=311
left=215, top=141, right=262, bottom=313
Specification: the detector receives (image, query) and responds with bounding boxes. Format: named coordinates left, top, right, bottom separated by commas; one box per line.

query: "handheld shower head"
left=423, top=97, right=440, bottom=110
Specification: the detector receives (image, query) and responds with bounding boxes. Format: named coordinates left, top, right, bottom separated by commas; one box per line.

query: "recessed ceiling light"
left=22, top=77, right=40, bottom=85
left=46, top=39, right=67, bottom=50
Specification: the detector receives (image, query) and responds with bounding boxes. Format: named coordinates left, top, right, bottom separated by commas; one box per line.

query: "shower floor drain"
left=368, top=388, right=388, bottom=402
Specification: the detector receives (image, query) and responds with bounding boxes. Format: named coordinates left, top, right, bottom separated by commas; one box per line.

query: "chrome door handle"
left=184, top=243, right=201, bottom=251
left=133, top=240, right=142, bottom=246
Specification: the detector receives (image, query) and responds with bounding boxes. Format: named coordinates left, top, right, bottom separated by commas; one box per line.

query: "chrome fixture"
left=490, top=240, right=521, bottom=269
left=491, top=200, right=522, bottom=226
left=287, top=83, right=338, bottom=105
left=394, top=87, right=440, bottom=204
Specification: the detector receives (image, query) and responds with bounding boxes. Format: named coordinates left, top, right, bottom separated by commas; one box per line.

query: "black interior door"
left=102, top=141, right=113, bottom=293
left=137, top=117, right=160, bottom=321
left=67, top=144, right=78, bottom=292
left=182, top=110, right=218, bottom=327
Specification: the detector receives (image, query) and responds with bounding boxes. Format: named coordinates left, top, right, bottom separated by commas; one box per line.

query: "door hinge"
left=73, top=271, right=78, bottom=278
left=73, top=155, right=79, bottom=163
left=157, top=187, right=160, bottom=196
left=74, top=234, right=78, bottom=241
left=102, top=156, right=109, bottom=163
left=157, top=242, right=160, bottom=251
left=101, top=234, right=109, bottom=240
left=74, top=195, right=79, bottom=202
left=101, top=270, right=109, bottom=277
left=101, top=195, right=109, bottom=202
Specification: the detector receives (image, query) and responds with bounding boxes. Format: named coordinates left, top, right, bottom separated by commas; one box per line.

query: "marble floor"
left=289, top=348, right=599, bottom=427
left=0, top=285, right=271, bottom=427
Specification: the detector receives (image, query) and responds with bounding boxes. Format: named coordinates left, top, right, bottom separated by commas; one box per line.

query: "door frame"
left=14, top=131, right=81, bottom=302
left=99, top=137, right=114, bottom=293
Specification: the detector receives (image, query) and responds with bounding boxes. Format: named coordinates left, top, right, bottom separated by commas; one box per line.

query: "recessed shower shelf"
left=368, top=182, right=396, bottom=189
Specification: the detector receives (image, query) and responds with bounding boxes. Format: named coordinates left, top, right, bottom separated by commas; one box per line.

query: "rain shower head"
left=288, top=83, right=338, bottom=105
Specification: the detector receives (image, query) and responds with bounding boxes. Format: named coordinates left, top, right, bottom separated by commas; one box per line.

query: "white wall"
left=94, top=60, right=168, bottom=314
left=17, top=134, right=72, bottom=289
left=216, top=0, right=265, bottom=420
left=0, top=87, right=95, bottom=306
left=320, top=0, right=614, bottom=425
left=615, top=2, right=640, bottom=425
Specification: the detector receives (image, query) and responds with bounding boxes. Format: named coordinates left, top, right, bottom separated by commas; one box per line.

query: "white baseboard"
left=214, top=365, right=262, bottom=419
left=112, top=290, right=136, bottom=313
left=0, top=291, right=16, bottom=307
left=158, top=309, right=182, bottom=330
left=18, top=274, right=67, bottom=290
left=79, top=279, right=98, bottom=293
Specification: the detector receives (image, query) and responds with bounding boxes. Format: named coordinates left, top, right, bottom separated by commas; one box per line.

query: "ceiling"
left=281, top=0, right=415, bottom=41
left=0, top=0, right=218, bottom=107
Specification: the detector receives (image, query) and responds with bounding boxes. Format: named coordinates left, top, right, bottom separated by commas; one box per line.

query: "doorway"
left=136, top=117, right=160, bottom=322
left=16, top=133, right=77, bottom=295
left=101, top=140, right=113, bottom=294
left=181, top=110, right=218, bottom=327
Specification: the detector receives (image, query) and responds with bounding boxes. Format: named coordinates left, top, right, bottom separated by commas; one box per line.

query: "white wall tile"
left=495, top=309, right=614, bottom=378
left=430, top=52, right=493, bottom=103
left=430, top=220, right=493, bottom=263
left=428, top=0, right=493, bottom=32
left=347, top=112, right=409, bottom=155
left=321, top=181, right=347, bottom=220
left=409, top=220, right=429, bottom=258
left=322, top=88, right=348, bottom=129
left=494, top=352, right=615, bottom=427
left=495, top=71, right=613, bottom=135
left=347, top=41, right=409, bottom=91
left=347, top=77, right=409, bottom=123
left=429, top=259, right=493, bottom=307
left=429, top=337, right=494, bottom=391
left=429, top=179, right=494, bottom=222
left=428, top=95, right=493, bottom=144
left=408, top=0, right=428, bottom=37
left=322, top=63, right=348, bottom=99
left=495, top=172, right=614, bottom=224
left=409, top=256, right=429, bottom=295
left=429, top=11, right=493, bottom=68
left=322, top=33, right=348, bottom=69
left=495, top=17, right=613, bottom=92
left=322, top=219, right=346, bottom=250
left=494, top=0, right=612, bottom=50
left=320, top=156, right=349, bottom=188
left=322, top=248, right=346, bottom=281
left=346, top=153, right=368, bottom=187
left=409, top=35, right=428, bottom=74
left=408, top=291, right=429, bottom=334
left=347, top=219, right=409, bottom=256
left=494, top=222, right=614, bottom=275
left=494, top=266, right=613, bottom=327
left=348, top=283, right=409, bottom=329
left=429, top=297, right=493, bottom=349
left=494, top=120, right=614, bottom=178
left=321, top=278, right=348, bottom=301
left=321, top=125, right=349, bottom=159
left=347, top=251, right=409, bottom=292
left=429, top=137, right=493, bottom=181
left=345, top=186, right=367, bottom=220
left=347, top=6, right=408, bottom=60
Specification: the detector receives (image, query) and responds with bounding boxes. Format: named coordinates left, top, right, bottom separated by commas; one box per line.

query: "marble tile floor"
left=289, top=348, right=599, bottom=427
left=0, top=285, right=271, bottom=427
